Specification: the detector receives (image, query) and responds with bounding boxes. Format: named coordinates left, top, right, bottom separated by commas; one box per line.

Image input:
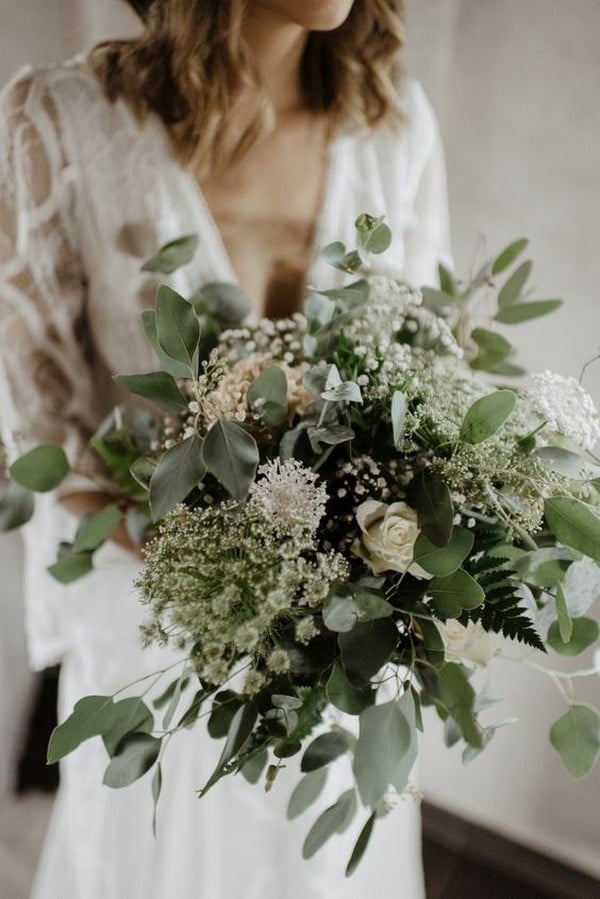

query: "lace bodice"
left=0, top=54, right=451, bottom=668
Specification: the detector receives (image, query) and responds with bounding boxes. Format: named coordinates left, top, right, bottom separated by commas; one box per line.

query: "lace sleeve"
left=0, top=68, right=102, bottom=494
left=401, top=82, right=454, bottom=287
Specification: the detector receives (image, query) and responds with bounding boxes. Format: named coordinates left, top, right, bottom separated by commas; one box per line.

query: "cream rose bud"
left=352, top=499, right=430, bottom=578
left=435, top=619, right=499, bottom=668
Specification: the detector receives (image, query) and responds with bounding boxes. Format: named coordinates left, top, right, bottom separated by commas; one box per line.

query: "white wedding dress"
left=0, top=54, right=451, bottom=899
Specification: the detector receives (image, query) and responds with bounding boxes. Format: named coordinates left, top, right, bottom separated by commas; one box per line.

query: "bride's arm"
left=0, top=69, right=140, bottom=557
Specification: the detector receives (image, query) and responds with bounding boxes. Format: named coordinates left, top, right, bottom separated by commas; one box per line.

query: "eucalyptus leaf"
left=130, top=457, right=159, bottom=490
left=149, top=435, right=206, bottom=521
left=318, top=280, right=370, bottom=305
left=202, top=420, right=259, bottom=502
left=555, top=582, right=573, bottom=644
left=141, top=310, right=191, bottom=379
left=436, top=664, right=482, bottom=748
left=302, top=789, right=357, bottom=859
left=339, top=619, right=399, bottom=685
left=113, top=372, right=188, bottom=414
left=102, top=697, right=154, bottom=757
left=326, top=663, right=375, bottom=715
left=459, top=390, right=517, bottom=444
left=321, top=241, right=347, bottom=269
left=207, top=692, right=243, bottom=739
left=47, top=550, right=94, bottom=584
left=355, top=214, right=392, bottom=256
left=413, top=527, right=474, bottom=577
left=301, top=731, right=349, bottom=773
left=201, top=702, right=258, bottom=795
left=550, top=704, right=600, bottom=778
left=155, top=285, right=199, bottom=368
left=497, top=260, right=532, bottom=308
left=321, top=380, right=362, bottom=404
left=10, top=445, right=69, bottom=492
left=193, top=282, right=252, bottom=324
left=391, top=391, right=407, bottom=448
left=141, top=234, right=199, bottom=274
left=287, top=768, right=328, bottom=819
left=73, top=505, right=123, bottom=554
left=495, top=299, right=562, bottom=324
left=438, top=262, right=458, bottom=297
left=547, top=618, right=599, bottom=656
left=428, top=569, right=485, bottom=618
left=412, top=471, right=454, bottom=547
left=152, top=763, right=163, bottom=837
left=103, top=733, right=161, bottom=788
left=562, top=558, right=600, bottom=618
left=491, top=238, right=529, bottom=275
left=346, top=813, right=376, bottom=877
left=353, top=693, right=417, bottom=805
left=545, top=497, right=600, bottom=564
left=247, top=365, right=288, bottom=426
left=0, top=481, right=35, bottom=530
left=308, top=424, right=354, bottom=453
left=535, top=447, right=597, bottom=480
left=421, top=287, right=454, bottom=313
left=47, top=696, right=115, bottom=763
left=240, top=749, right=269, bottom=784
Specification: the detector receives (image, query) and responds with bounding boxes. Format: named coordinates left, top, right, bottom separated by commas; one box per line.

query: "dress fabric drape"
left=0, top=54, right=451, bottom=899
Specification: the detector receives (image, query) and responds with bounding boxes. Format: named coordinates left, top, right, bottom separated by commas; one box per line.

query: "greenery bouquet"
left=3, top=215, right=600, bottom=874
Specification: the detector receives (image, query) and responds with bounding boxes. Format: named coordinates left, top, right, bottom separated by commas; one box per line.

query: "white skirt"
left=27, top=524, right=425, bottom=899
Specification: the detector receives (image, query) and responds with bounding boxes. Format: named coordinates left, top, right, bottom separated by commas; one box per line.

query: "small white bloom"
left=435, top=619, right=499, bottom=668
left=528, top=370, right=600, bottom=451
left=250, top=458, right=328, bottom=536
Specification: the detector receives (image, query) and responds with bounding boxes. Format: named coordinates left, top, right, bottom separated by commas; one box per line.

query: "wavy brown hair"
left=90, top=0, right=405, bottom=176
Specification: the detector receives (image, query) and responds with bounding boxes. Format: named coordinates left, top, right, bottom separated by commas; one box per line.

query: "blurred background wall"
left=1, top=0, right=599, bottom=881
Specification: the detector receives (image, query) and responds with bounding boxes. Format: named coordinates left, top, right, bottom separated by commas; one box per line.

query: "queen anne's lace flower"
left=250, top=458, right=328, bottom=537
left=528, top=371, right=600, bottom=452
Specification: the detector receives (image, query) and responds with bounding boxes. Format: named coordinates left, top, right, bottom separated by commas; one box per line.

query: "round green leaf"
left=428, top=569, right=484, bottom=618
left=414, top=527, right=474, bottom=577
left=353, top=694, right=417, bottom=806
left=459, top=390, right=517, bottom=445
left=247, top=365, right=288, bottom=427
left=73, top=505, right=123, bottom=553
left=47, top=550, right=94, bottom=584
left=192, top=282, right=252, bottom=324
left=339, top=619, right=399, bottom=685
left=141, top=234, right=199, bottom=274
left=113, top=372, right=188, bottom=414
left=326, top=663, right=375, bottom=715
left=545, top=497, right=600, bottom=565
left=10, top=445, right=69, bottom=492
left=0, top=481, right=35, bottom=530
left=202, top=420, right=259, bottom=502
left=149, top=434, right=206, bottom=521
left=301, top=731, right=349, bottom=773
left=287, top=768, right=328, bottom=820
left=47, top=696, right=115, bottom=763
left=302, top=789, right=357, bottom=860
left=550, top=704, right=600, bottom=778
left=102, top=697, right=154, bottom=757
left=103, top=733, right=162, bottom=789
left=547, top=617, right=599, bottom=656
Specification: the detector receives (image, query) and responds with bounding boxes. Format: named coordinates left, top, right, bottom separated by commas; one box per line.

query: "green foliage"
left=413, top=527, right=474, bottom=577
left=412, top=471, right=454, bottom=547
left=200, top=702, right=258, bottom=795
left=545, top=497, right=600, bottom=564
left=495, top=299, right=562, bottom=324
left=103, top=733, right=162, bottom=788
left=428, top=569, right=484, bottom=618
left=73, top=505, right=123, bottom=554
left=326, top=663, right=375, bottom=715
left=301, top=731, right=350, bottom=772
left=48, top=696, right=115, bottom=763
left=339, top=619, right=399, bottom=685
left=391, top=390, right=407, bottom=448
left=465, top=554, right=546, bottom=651
left=10, top=445, right=69, bottom=492
left=113, top=372, right=188, bottom=414
left=491, top=238, right=528, bottom=275
left=547, top=618, right=599, bottom=656
left=142, top=310, right=191, bottom=379
left=435, top=664, right=482, bottom=748
left=141, top=234, right=199, bottom=274
left=192, top=282, right=252, bottom=324
left=550, top=704, right=600, bottom=778
left=302, top=789, right=357, bottom=859
left=346, top=813, right=376, bottom=877
left=155, top=285, right=199, bottom=370
left=47, top=548, right=94, bottom=584
left=247, top=365, right=288, bottom=427
left=353, top=692, right=417, bottom=805
left=0, top=481, right=35, bottom=531
left=102, top=697, right=154, bottom=757
left=287, top=768, right=328, bottom=820
left=149, top=434, right=206, bottom=521
left=322, top=586, right=393, bottom=634
left=497, top=260, right=532, bottom=308
left=202, top=420, right=259, bottom=501
left=459, top=390, right=517, bottom=445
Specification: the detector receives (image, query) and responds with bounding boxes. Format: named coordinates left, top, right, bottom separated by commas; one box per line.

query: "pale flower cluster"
left=528, top=371, right=600, bottom=452
left=250, top=458, right=328, bottom=538
left=137, top=502, right=349, bottom=695
left=204, top=355, right=311, bottom=425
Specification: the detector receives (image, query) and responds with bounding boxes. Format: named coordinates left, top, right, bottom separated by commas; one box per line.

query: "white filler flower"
left=435, top=619, right=499, bottom=668
left=529, top=370, right=600, bottom=452
left=250, top=458, right=328, bottom=537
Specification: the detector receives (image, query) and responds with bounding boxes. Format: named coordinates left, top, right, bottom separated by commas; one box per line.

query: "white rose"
left=435, top=619, right=499, bottom=668
left=352, top=499, right=429, bottom=578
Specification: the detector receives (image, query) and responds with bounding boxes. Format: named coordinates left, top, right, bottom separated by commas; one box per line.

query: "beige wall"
left=1, top=0, right=599, bottom=876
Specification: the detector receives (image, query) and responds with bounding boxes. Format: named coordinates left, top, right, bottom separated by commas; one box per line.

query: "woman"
left=0, top=1, right=451, bottom=896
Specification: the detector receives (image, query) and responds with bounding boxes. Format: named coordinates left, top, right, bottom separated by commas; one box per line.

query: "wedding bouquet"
left=3, top=215, right=600, bottom=874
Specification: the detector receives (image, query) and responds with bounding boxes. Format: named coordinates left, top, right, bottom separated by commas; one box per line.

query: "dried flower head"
left=250, top=458, right=328, bottom=537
